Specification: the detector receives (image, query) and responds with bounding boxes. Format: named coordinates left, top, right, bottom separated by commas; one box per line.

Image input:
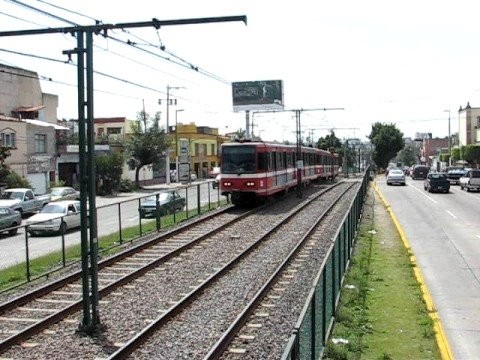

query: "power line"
left=5, top=0, right=231, bottom=84
left=5, top=0, right=76, bottom=25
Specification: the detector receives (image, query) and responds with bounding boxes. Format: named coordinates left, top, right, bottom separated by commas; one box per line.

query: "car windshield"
left=0, top=191, right=23, bottom=200
left=145, top=193, right=170, bottom=202
left=471, top=171, right=480, bottom=178
left=41, top=204, right=67, bottom=214
left=49, top=188, right=65, bottom=196
left=430, top=174, right=446, bottom=179
left=389, top=170, right=403, bottom=175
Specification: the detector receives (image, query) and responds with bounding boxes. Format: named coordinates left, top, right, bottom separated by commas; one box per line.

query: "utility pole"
left=160, top=85, right=185, bottom=184
left=0, top=14, right=246, bottom=335
left=444, top=109, right=451, bottom=166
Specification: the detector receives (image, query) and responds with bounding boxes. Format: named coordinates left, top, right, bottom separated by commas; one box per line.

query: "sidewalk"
left=95, top=180, right=210, bottom=207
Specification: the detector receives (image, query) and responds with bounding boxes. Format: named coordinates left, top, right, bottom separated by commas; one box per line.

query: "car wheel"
left=8, top=224, right=18, bottom=236
left=59, top=222, right=67, bottom=235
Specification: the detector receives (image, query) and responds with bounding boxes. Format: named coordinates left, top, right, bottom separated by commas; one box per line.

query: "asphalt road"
left=0, top=180, right=225, bottom=270
left=376, top=175, right=480, bottom=360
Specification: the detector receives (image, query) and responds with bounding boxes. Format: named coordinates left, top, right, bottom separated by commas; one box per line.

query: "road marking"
left=408, top=183, right=438, bottom=204
left=446, top=210, right=457, bottom=219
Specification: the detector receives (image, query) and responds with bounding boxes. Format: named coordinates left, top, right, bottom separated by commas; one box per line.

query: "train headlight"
left=223, top=182, right=231, bottom=187
left=246, top=181, right=255, bottom=187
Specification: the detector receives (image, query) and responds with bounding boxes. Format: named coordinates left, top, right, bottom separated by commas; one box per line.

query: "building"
left=170, top=122, right=227, bottom=179
left=458, top=102, right=480, bottom=146
left=93, top=117, right=155, bottom=183
left=0, top=63, right=65, bottom=193
left=419, top=137, right=448, bottom=168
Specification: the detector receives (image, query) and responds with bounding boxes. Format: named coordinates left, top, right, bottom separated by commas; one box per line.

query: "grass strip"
left=324, top=187, right=441, bottom=359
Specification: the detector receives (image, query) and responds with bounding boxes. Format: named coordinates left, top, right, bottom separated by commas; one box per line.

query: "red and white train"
left=219, top=141, right=340, bottom=205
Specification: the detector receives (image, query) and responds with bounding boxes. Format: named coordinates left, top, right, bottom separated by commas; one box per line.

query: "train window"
left=267, top=153, right=273, bottom=171
left=221, top=145, right=256, bottom=174
left=258, top=152, right=267, bottom=171
left=275, top=152, right=284, bottom=170
left=287, top=153, right=293, bottom=168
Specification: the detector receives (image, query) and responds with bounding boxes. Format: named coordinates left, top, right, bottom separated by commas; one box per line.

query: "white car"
left=26, top=200, right=82, bottom=235
left=386, top=169, right=406, bottom=186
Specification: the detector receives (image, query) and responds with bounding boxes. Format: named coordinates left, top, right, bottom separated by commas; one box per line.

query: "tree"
left=451, top=147, right=461, bottom=163
left=234, top=128, right=246, bottom=140
left=316, top=131, right=342, bottom=152
left=125, top=111, right=170, bottom=187
left=396, top=142, right=418, bottom=166
left=463, top=144, right=480, bottom=167
left=317, top=131, right=345, bottom=165
left=368, top=122, right=404, bottom=170
left=96, top=152, right=124, bottom=195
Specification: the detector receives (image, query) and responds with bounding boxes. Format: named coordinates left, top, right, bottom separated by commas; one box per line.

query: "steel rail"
left=204, top=182, right=357, bottom=359
left=0, top=205, right=259, bottom=352
left=107, top=182, right=345, bottom=359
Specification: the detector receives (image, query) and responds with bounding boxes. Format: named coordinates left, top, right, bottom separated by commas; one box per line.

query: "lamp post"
left=444, top=109, right=451, bottom=166
left=175, top=109, right=184, bottom=179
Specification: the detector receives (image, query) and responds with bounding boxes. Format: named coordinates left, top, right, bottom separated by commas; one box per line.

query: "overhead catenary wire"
left=2, top=0, right=238, bottom=119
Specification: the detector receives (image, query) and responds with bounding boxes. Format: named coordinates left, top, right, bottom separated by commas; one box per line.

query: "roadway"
left=376, top=175, right=480, bottom=360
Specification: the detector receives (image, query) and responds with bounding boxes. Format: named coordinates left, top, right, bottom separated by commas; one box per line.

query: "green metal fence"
left=282, top=169, right=370, bottom=359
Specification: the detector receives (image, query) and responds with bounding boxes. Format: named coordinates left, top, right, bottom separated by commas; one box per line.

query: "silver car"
left=26, top=200, right=81, bottom=235
left=386, top=169, right=406, bottom=186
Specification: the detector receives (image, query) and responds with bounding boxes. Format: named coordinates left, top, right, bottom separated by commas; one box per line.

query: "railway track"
left=0, top=206, right=250, bottom=350
left=0, top=181, right=358, bottom=359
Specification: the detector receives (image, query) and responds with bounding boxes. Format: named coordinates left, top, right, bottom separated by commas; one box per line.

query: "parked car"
left=49, top=186, right=80, bottom=202
left=424, top=173, right=450, bottom=193
left=0, top=206, right=22, bottom=236
left=411, top=165, right=429, bottom=180
left=386, top=169, right=406, bottom=185
left=26, top=200, right=81, bottom=235
left=446, top=167, right=468, bottom=184
left=139, top=191, right=186, bottom=218
left=212, top=174, right=221, bottom=189
left=459, top=169, right=480, bottom=192
left=0, top=188, right=50, bottom=216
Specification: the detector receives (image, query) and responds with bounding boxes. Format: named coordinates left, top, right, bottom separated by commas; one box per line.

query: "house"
left=458, top=102, right=480, bottom=146
left=0, top=63, right=65, bottom=194
left=170, top=122, right=227, bottom=179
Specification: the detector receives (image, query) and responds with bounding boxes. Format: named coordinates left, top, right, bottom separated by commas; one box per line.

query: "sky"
left=1, top=0, right=480, bottom=143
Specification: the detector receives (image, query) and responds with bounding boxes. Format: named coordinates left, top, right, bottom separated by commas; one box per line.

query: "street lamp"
left=444, top=109, right=451, bottom=166
left=175, top=109, right=184, bottom=178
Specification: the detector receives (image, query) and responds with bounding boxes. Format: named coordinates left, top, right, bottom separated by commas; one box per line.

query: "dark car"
left=139, top=191, right=186, bottom=218
left=411, top=165, right=429, bottom=180
left=424, top=173, right=450, bottom=193
left=0, top=206, right=22, bottom=235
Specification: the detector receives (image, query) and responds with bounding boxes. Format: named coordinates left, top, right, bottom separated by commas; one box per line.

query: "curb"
left=373, top=181, right=454, bottom=360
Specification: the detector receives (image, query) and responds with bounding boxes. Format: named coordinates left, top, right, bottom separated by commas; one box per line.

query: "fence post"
left=197, top=183, right=201, bottom=216
left=118, top=203, right=123, bottom=244
left=25, top=231, right=30, bottom=282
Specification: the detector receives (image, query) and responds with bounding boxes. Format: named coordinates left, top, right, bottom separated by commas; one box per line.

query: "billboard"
left=232, top=80, right=284, bottom=112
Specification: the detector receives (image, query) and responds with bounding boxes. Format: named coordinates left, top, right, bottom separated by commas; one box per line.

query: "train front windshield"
left=221, top=146, right=256, bottom=174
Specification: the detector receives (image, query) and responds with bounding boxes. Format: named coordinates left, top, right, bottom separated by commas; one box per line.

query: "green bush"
left=5, top=171, right=31, bottom=188
left=119, top=178, right=136, bottom=193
